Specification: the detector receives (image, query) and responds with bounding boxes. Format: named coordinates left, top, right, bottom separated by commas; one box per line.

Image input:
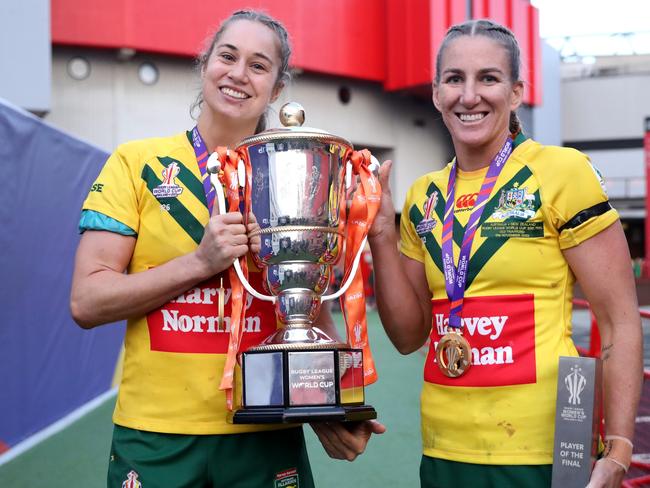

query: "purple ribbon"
left=441, top=138, right=513, bottom=328
left=191, top=126, right=216, bottom=214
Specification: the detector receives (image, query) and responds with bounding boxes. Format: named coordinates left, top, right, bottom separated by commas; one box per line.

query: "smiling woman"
left=368, top=18, right=643, bottom=488
left=432, top=23, right=523, bottom=171
left=68, top=9, right=383, bottom=488
left=191, top=10, right=292, bottom=146
left=199, top=20, right=281, bottom=138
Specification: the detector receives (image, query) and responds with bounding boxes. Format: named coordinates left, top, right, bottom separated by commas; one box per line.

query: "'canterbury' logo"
left=456, top=193, right=478, bottom=209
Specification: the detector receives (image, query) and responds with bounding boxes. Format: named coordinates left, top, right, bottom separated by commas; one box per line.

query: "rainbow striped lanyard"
left=190, top=126, right=216, bottom=214
left=441, top=138, right=513, bottom=328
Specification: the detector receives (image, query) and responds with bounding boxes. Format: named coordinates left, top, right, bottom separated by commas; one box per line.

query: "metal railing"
left=572, top=298, right=650, bottom=486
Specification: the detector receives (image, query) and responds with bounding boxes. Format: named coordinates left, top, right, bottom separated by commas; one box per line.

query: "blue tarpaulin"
left=0, top=98, right=124, bottom=449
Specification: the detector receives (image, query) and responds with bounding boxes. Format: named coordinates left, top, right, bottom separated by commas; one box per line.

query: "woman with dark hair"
left=369, top=19, right=642, bottom=488
left=70, top=10, right=381, bottom=487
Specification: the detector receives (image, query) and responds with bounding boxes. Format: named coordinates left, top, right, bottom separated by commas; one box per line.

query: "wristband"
left=602, top=435, right=633, bottom=472
left=603, top=457, right=628, bottom=473
left=605, top=435, right=633, bottom=449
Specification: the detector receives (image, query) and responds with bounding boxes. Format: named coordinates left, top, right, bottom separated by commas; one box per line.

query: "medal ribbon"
left=213, top=146, right=252, bottom=410
left=339, top=149, right=380, bottom=385
left=442, top=138, right=513, bottom=328
left=190, top=127, right=251, bottom=410
left=191, top=127, right=216, bottom=214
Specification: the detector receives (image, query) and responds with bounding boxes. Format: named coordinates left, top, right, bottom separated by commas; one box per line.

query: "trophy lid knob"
left=279, top=102, right=305, bottom=127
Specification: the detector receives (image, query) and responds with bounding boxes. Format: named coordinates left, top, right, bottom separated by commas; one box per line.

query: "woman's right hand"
left=194, top=211, right=250, bottom=276
left=369, top=160, right=396, bottom=240
left=311, top=420, right=386, bottom=461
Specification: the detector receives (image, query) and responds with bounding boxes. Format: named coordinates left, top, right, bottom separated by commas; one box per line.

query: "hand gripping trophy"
left=207, top=102, right=381, bottom=423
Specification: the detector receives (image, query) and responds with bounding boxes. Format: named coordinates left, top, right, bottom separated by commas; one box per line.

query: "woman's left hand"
left=247, top=212, right=261, bottom=254
left=310, top=420, right=386, bottom=461
left=368, top=160, right=396, bottom=240
left=585, top=458, right=627, bottom=488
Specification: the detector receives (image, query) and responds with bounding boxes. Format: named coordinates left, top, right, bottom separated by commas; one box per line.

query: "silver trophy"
left=208, top=102, right=378, bottom=423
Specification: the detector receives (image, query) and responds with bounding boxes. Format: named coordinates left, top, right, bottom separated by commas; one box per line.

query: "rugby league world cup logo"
left=153, top=162, right=183, bottom=199
left=565, top=365, right=587, bottom=405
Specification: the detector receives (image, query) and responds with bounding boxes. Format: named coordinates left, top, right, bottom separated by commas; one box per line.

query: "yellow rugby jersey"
left=83, top=132, right=284, bottom=435
left=400, top=137, right=618, bottom=465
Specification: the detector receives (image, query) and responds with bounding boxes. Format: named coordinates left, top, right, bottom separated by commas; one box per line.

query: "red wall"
left=51, top=0, right=542, bottom=105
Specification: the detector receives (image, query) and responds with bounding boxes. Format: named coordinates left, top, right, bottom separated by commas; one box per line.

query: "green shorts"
left=108, top=425, right=314, bottom=488
left=420, top=455, right=552, bottom=488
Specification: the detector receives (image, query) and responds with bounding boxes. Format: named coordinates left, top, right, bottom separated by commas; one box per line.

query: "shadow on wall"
left=0, top=99, right=124, bottom=451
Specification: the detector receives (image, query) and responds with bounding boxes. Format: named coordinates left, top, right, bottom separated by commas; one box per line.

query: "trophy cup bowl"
left=209, top=102, right=378, bottom=424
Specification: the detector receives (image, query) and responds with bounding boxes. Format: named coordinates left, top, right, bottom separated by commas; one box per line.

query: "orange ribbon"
left=215, top=147, right=252, bottom=410
left=339, top=149, right=381, bottom=385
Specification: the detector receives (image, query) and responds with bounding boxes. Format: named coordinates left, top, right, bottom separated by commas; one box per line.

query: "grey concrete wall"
left=46, top=49, right=196, bottom=151
left=562, top=72, right=650, bottom=141
left=560, top=59, right=650, bottom=204
left=532, top=42, right=562, bottom=146
left=0, top=0, right=51, bottom=113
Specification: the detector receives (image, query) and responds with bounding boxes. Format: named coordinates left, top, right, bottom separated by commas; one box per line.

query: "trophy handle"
left=322, top=154, right=380, bottom=302
left=207, top=153, right=276, bottom=304
left=368, top=154, right=381, bottom=174
left=321, top=236, right=367, bottom=302
left=345, top=155, right=380, bottom=190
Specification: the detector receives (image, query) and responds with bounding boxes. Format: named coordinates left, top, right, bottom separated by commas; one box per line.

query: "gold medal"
left=435, top=331, right=472, bottom=377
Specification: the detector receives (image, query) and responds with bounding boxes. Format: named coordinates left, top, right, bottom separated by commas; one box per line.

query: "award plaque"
left=551, top=356, right=602, bottom=487
left=208, top=102, right=378, bottom=424
left=237, top=348, right=368, bottom=423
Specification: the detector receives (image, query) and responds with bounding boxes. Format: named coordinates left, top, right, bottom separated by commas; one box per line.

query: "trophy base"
left=232, top=347, right=373, bottom=425
left=232, top=405, right=376, bottom=424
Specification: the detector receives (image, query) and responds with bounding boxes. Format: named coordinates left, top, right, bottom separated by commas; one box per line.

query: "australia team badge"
left=491, top=185, right=535, bottom=220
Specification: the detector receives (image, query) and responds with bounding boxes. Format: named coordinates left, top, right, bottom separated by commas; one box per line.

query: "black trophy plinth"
left=231, top=348, right=377, bottom=424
